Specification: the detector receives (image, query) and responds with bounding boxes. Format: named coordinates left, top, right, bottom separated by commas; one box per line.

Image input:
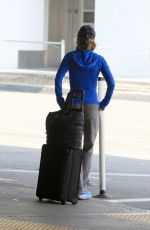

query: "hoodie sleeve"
left=99, top=57, right=115, bottom=110
left=55, top=53, right=69, bottom=109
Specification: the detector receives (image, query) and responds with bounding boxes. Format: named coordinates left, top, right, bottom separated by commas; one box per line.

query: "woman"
left=55, top=25, right=115, bottom=200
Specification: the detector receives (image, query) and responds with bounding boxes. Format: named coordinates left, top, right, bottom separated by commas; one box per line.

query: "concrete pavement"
left=0, top=87, right=150, bottom=160
left=0, top=74, right=150, bottom=229
left=1, top=145, right=150, bottom=229
left=0, top=72, right=150, bottom=102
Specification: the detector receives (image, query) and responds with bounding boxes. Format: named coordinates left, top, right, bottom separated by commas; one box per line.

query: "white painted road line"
left=107, top=212, right=150, bottom=215
left=0, top=178, right=17, bottom=183
left=107, top=198, right=150, bottom=203
left=1, top=170, right=150, bottom=178
left=0, top=169, right=38, bottom=173
left=107, top=173, right=150, bottom=177
left=90, top=172, right=150, bottom=177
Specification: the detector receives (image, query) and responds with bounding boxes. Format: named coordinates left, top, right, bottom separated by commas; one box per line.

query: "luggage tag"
left=68, top=89, right=84, bottom=111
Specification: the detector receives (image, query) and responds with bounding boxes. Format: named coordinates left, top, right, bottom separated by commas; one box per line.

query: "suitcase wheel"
left=61, top=199, right=66, bottom=205
left=39, top=197, right=43, bottom=201
left=71, top=198, right=78, bottom=205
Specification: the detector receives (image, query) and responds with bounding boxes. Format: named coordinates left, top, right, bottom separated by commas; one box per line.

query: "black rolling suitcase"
left=36, top=144, right=82, bottom=204
left=36, top=89, right=84, bottom=205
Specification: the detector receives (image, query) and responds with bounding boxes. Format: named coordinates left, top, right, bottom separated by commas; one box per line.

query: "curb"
left=0, top=82, right=150, bottom=102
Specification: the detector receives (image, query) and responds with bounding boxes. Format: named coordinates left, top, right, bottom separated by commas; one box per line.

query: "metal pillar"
left=94, top=77, right=110, bottom=198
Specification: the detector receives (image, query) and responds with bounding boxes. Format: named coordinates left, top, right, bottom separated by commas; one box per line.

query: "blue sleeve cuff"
left=56, top=96, right=65, bottom=109
left=99, top=102, right=105, bottom=110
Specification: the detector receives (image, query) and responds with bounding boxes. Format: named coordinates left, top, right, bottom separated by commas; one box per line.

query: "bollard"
left=94, top=77, right=110, bottom=198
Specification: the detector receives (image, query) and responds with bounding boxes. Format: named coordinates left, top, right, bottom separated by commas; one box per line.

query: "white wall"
left=0, top=0, right=44, bottom=68
left=0, top=0, right=19, bottom=68
left=0, top=0, right=19, bottom=40
left=95, top=0, right=150, bottom=80
left=17, top=0, right=44, bottom=42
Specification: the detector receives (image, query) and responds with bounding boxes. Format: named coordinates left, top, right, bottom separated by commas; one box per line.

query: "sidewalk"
left=0, top=73, right=150, bottom=102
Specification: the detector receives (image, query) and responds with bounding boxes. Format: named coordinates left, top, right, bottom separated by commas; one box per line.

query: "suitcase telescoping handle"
left=65, top=89, right=84, bottom=111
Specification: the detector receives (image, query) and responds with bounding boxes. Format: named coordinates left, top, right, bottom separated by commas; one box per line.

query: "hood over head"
left=72, top=50, right=99, bottom=69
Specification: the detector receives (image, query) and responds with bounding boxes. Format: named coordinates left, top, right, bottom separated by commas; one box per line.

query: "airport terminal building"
left=0, top=0, right=150, bottom=80
left=0, top=0, right=95, bottom=70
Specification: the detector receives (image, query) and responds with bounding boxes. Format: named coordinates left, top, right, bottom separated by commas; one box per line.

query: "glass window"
left=83, top=0, right=95, bottom=25
left=84, top=0, right=95, bottom=11
left=83, top=12, right=94, bottom=23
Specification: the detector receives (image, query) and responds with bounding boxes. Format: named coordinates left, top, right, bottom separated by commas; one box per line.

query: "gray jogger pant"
left=79, top=104, right=99, bottom=194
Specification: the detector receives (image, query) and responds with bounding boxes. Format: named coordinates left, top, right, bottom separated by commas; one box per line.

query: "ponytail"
left=76, top=35, right=96, bottom=50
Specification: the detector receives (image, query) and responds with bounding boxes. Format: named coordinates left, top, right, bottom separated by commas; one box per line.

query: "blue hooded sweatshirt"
left=55, top=49, right=115, bottom=110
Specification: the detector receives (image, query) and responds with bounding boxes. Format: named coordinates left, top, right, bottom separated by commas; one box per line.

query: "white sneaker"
left=78, top=191, right=92, bottom=200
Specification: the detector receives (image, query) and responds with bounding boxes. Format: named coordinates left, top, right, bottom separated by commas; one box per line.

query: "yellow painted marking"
left=0, top=217, right=74, bottom=230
